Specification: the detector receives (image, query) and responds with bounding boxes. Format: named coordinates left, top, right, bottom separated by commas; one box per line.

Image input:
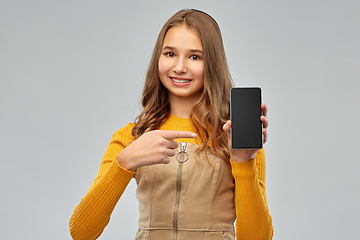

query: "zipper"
left=173, top=142, right=188, bottom=240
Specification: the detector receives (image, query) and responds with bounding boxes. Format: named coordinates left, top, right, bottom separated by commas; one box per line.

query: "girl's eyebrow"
left=162, top=46, right=174, bottom=51
left=161, top=46, right=203, bottom=54
left=189, top=49, right=203, bottom=54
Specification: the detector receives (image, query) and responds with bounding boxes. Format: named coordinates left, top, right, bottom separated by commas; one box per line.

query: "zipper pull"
left=176, top=142, right=188, bottom=163
left=180, top=142, right=186, bottom=152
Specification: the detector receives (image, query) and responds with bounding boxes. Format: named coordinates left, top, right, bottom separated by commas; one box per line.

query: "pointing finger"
left=158, top=130, right=197, bottom=140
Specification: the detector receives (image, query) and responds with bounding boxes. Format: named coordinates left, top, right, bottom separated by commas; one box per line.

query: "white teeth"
left=172, top=78, right=191, bottom=83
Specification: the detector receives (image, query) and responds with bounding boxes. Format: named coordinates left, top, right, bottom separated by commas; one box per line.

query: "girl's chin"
left=168, top=90, right=202, bottom=100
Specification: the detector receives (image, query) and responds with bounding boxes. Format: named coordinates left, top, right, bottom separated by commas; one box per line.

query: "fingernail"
left=191, top=133, right=197, bottom=138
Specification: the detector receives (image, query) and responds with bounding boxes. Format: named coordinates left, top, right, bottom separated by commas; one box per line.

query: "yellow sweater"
left=69, top=114, right=273, bottom=239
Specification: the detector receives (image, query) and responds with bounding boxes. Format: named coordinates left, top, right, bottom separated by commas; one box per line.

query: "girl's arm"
left=69, top=124, right=196, bottom=239
left=231, top=148, right=273, bottom=239
left=69, top=124, right=135, bottom=240
left=223, top=103, right=273, bottom=239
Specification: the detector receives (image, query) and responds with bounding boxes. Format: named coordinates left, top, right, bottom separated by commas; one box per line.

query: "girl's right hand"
left=116, top=130, right=197, bottom=172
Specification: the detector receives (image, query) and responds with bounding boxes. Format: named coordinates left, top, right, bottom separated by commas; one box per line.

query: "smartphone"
left=230, top=87, right=263, bottom=149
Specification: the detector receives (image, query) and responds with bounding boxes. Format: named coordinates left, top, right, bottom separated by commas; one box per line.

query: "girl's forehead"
left=162, top=25, right=202, bottom=50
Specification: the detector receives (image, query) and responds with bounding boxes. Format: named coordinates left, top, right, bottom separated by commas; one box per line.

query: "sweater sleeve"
left=230, top=148, right=274, bottom=240
left=69, top=124, right=136, bottom=240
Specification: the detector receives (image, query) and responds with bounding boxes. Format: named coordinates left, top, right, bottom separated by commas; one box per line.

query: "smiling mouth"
left=170, top=77, right=192, bottom=83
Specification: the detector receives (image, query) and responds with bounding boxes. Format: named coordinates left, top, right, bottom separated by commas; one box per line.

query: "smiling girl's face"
left=158, top=24, right=205, bottom=106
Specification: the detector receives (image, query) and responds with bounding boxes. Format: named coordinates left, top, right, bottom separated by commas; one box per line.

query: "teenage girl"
left=70, top=9, right=273, bottom=240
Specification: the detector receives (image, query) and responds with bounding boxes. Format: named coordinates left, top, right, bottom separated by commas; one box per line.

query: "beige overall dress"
left=134, top=143, right=236, bottom=240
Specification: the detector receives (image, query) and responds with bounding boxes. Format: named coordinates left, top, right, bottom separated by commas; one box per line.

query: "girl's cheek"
left=158, top=57, right=170, bottom=74
left=194, top=64, right=205, bottom=79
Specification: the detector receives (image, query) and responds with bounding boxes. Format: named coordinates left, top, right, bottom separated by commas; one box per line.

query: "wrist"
left=230, top=151, right=256, bottom=163
left=117, top=151, right=137, bottom=172
left=231, top=156, right=254, bottom=163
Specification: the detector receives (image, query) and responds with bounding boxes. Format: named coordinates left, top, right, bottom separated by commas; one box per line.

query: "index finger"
left=159, top=130, right=197, bottom=140
left=261, top=103, right=268, bottom=117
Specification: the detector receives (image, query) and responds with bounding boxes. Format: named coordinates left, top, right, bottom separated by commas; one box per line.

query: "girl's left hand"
left=223, top=103, right=268, bottom=163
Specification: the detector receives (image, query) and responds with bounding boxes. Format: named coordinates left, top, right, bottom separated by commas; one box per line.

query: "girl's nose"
left=173, top=58, right=187, bottom=74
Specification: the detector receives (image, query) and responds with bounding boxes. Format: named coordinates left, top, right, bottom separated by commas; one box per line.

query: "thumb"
left=223, top=120, right=231, bottom=139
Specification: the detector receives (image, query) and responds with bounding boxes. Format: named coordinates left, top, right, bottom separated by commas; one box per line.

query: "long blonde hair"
left=132, top=9, right=234, bottom=161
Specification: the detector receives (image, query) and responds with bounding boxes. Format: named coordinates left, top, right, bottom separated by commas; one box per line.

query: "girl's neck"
left=168, top=93, right=199, bottom=119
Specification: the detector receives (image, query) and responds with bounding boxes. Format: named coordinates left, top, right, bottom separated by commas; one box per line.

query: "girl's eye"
left=190, top=55, right=201, bottom=60
left=166, top=52, right=175, bottom=57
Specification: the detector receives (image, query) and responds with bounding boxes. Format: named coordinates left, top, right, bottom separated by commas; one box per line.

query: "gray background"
left=1, top=0, right=359, bottom=239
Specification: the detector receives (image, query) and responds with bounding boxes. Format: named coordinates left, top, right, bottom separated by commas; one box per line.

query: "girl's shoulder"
left=110, top=122, right=135, bottom=147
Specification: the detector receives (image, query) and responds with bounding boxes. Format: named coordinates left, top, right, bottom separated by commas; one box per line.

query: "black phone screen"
left=230, top=87, right=263, bottom=149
